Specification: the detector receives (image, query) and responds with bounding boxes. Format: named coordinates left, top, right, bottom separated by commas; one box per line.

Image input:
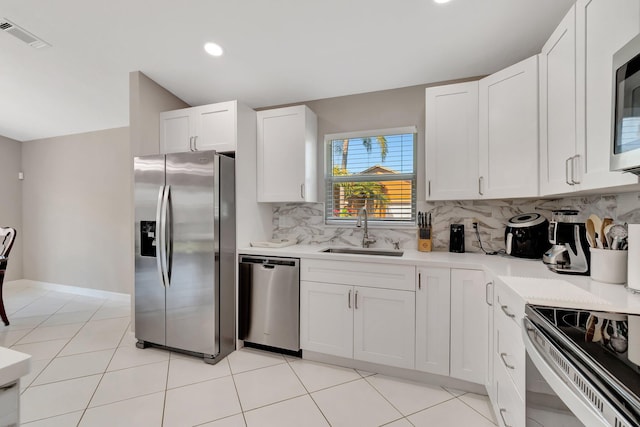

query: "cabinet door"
left=425, top=82, right=480, bottom=200
left=576, top=0, right=640, bottom=190
left=257, top=105, right=317, bottom=202
left=194, top=101, right=237, bottom=153
left=353, top=286, right=415, bottom=369
left=450, top=269, right=488, bottom=384
left=415, top=267, right=450, bottom=375
left=539, top=5, right=579, bottom=195
left=160, top=109, right=193, bottom=154
left=479, top=56, right=539, bottom=199
left=300, top=281, right=353, bottom=359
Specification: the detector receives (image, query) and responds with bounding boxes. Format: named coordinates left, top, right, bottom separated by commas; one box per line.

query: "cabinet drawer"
left=495, top=309, right=526, bottom=400
left=301, top=259, right=415, bottom=291
left=494, top=360, right=525, bottom=427
left=495, top=281, right=525, bottom=328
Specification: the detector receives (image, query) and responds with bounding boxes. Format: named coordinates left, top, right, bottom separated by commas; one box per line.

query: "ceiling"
left=0, top=0, right=575, bottom=142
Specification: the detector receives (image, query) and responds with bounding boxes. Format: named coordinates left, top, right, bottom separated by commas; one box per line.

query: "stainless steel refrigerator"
left=134, top=151, right=235, bottom=364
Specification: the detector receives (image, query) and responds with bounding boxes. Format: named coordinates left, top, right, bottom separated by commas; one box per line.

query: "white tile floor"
left=3, top=282, right=498, bottom=426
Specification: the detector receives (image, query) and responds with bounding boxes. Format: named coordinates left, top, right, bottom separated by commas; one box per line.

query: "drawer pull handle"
left=0, top=381, right=17, bottom=392
left=485, top=281, right=493, bottom=306
left=499, top=409, right=512, bottom=427
left=418, top=273, right=422, bottom=290
left=500, top=352, right=515, bottom=370
left=501, top=305, right=515, bottom=319
left=355, top=290, right=359, bottom=309
left=348, top=290, right=352, bottom=309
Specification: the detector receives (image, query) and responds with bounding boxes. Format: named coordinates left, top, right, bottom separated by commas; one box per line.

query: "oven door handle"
left=522, top=316, right=628, bottom=427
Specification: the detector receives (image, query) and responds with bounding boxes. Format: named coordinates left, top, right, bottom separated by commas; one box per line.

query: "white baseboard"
left=5, top=279, right=131, bottom=303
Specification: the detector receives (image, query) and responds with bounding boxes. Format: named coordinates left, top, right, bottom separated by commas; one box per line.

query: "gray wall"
left=0, top=135, right=23, bottom=280
left=21, top=127, right=131, bottom=293
left=129, top=71, right=189, bottom=157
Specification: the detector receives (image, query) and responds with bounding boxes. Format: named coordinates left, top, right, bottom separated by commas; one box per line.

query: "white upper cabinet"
left=575, top=0, right=640, bottom=190
left=425, top=82, right=480, bottom=200
left=540, top=1, right=640, bottom=195
left=257, top=105, right=318, bottom=203
left=160, top=101, right=239, bottom=154
left=479, top=56, right=539, bottom=199
left=539, top=5, right=579, bottom=195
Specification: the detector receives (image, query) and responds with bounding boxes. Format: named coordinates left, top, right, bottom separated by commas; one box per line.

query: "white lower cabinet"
left=300, top=260, right=415, bottom=369
left=491, top=279, right=527, bottom=427
left=450, top=269, right=488, bottom=384
left=415, top=267, right=451, bottom=375
left=300, top=281, right=353, bottom=359
left=414, top=267, right=487, bottom=385
left=301, top=261, right=488, bottom=384
left=353, top=286, right=415, bottom=368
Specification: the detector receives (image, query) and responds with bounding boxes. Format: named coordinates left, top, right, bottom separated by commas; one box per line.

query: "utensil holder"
left=418, top=228, right=432, bottom=252
left=590, top=248, right=627, bottom=284
left=418, top=238, right=432, bottom=252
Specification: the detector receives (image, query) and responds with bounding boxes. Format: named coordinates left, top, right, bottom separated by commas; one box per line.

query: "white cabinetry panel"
left=257, top=105, right=318, bottom=202
left=415, top=267, right=450, bottom=375
left=450, top=269, right=488, bottom=385
left=479, top=56, right=539, bottom=198
left=300, top=281, right=353, bottom=359
left=425, top=82, right=479, bottom=200
left=539, top=5, right=579, bottom=195
left=353, top=286, right=415, bottom=369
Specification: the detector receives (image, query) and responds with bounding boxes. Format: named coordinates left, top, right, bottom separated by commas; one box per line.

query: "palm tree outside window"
left=325, top=126, right=416, bottom=225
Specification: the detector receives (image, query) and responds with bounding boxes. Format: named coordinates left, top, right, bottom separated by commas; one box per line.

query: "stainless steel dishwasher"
left=238, top=256, right=300, bottom=352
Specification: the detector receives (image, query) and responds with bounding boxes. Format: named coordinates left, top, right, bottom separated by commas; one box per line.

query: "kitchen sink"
left=321, top=247, right=404, bottom=257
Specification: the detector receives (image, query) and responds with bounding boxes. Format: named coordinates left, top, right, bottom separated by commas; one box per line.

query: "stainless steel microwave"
left=611, top=33, right=640, bottom=175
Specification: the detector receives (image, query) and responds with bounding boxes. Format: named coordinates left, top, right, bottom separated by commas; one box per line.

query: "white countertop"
left=239, top=245, right=640, bottom=314
left=0, top=347, right=30, bottom=386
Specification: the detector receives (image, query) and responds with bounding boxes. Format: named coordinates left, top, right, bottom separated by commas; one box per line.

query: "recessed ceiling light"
left=434, top=0, right=452, bottom=3
left=204, top=42, right=223, bottom=57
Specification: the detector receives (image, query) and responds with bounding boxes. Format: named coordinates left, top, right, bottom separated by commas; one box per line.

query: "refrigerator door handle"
left=161, top=185, right=172, bottom=286
left=156, top=186, right=167, bottom=288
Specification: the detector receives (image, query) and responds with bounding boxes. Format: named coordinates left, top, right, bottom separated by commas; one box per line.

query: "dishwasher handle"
left=239, top=256, right=298, bottom=268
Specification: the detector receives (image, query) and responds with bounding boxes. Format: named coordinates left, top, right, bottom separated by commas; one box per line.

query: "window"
left=325, top=126, right=416, bottom=225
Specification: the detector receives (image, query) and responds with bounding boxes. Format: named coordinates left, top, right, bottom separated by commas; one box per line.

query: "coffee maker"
left=543, top=210, right=591, bottom=275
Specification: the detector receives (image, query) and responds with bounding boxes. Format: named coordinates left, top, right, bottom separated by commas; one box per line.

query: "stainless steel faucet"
left=356, top=207, right=376, bottom=248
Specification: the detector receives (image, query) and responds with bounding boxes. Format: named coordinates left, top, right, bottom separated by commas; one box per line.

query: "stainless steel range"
left=524, top=304, right=640, bottom=427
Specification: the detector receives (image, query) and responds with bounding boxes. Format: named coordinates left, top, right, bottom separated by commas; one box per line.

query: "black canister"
left=449, top=224, right=465, bottom=253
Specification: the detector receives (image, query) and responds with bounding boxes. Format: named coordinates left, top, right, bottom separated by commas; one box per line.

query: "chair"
left=0, top=227, right=17, bottom=326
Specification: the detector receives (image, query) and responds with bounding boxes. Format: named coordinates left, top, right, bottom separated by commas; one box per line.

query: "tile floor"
left=2, top=282, right=498, bottom=426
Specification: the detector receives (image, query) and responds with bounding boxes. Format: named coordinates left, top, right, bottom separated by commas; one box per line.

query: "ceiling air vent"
left=0, top=18, right=50, bottom=49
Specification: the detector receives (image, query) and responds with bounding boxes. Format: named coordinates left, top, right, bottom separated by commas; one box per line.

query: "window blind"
left=325, top=130, right=416, bottom=225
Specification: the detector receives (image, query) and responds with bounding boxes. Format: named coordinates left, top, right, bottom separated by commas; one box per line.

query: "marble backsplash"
left=271, top=192, right=640, bottom=253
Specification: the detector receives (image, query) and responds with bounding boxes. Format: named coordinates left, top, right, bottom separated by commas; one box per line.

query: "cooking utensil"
left=588, top=215, right=603, bottom=248
left=601, top=218, right=613, bottom=248
left=586, top=218, right=597, bottom=248
left=608, top=224, right=628, bottom=250
left=604, top=223, right=614, bottom=248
